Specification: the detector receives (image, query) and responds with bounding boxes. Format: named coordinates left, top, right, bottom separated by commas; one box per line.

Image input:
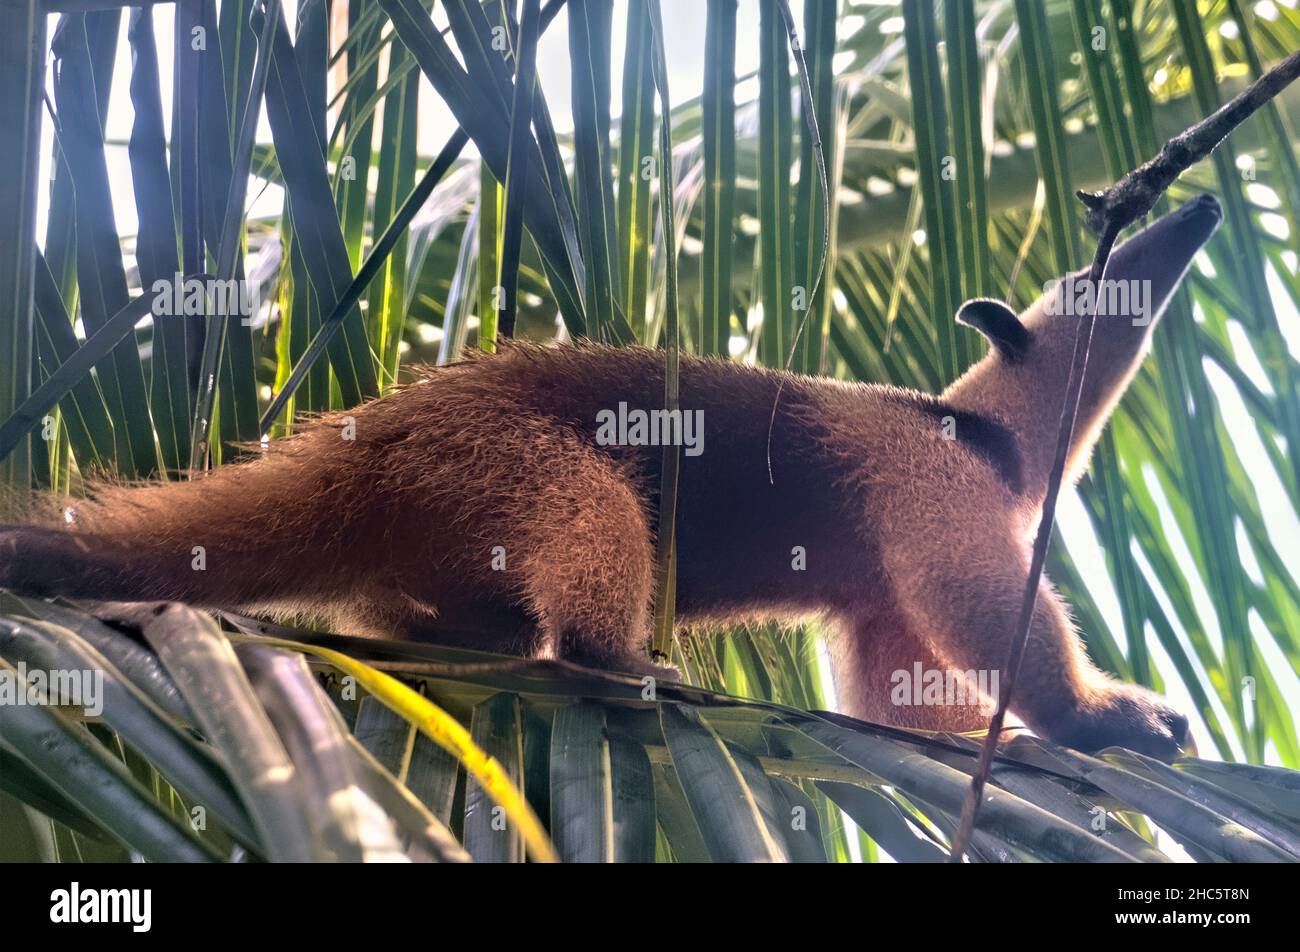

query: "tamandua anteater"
left=0, top=196, right=1223, bottom=760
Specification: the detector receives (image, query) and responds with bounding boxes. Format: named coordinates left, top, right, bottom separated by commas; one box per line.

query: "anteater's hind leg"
left=389, top=415, right=667, bottom=678
left=508, top=448, right=665, bottom=677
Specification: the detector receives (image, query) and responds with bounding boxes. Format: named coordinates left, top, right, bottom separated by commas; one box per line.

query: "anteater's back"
left=1, top=344, right=899, bottom=648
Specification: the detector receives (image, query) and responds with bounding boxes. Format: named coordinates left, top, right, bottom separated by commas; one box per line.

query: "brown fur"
left=0, top=198, right=1223, bottom=759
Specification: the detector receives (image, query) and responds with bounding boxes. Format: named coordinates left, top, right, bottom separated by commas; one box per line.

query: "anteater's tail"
left=0, top=424, right=363, bottom=614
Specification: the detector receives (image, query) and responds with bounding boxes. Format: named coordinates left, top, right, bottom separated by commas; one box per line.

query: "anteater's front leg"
left=832, top=608, right=999, bottom=734
left=878, top=504, right=1189, bottom=760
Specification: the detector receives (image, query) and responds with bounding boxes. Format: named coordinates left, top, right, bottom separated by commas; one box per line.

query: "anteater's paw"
left=1045, top=685, right=1190, bottom=762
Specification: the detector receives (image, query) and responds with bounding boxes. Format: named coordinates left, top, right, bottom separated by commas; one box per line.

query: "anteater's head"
left=943, top=194, right=1223, bottom=500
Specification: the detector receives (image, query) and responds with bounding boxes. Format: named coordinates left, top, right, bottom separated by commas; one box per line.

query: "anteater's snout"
left=1177, top=192, right=1222, bottom=232
left=1105, top=194, right=1223, bottom=309
left=1164, top=193, right=1223, bottom=269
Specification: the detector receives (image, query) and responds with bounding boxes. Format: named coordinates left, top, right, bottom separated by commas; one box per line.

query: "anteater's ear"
left=956, top=298, right=1030, bottom=361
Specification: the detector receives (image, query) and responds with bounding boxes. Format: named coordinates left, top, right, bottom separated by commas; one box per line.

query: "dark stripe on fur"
left=889, top=393, right=1024, bottom=495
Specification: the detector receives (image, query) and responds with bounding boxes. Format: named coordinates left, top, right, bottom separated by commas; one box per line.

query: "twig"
left=949, top=230, right=1116, bottom=862
left=766, top=0, right=832, bottom=485
left=1078, top=48, right=1300, bottom=234
left=647, top=0, right=682, bottom=663
left=948, top=46, right=1300, bottom=863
